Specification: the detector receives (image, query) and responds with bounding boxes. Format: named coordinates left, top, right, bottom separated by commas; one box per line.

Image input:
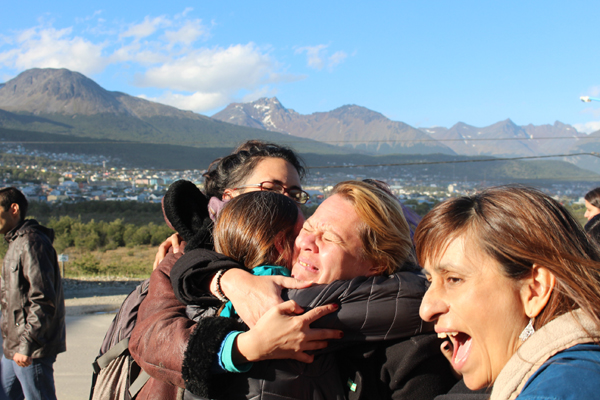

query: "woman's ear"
left=521, top=265, right=556, bottom=319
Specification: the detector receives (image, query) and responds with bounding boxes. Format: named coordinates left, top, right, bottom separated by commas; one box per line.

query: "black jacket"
left=173, top=248, right=456, bottom=400
left=0, top=220, right=66, bottom=359
left=585, top=213, right=600, bottom=246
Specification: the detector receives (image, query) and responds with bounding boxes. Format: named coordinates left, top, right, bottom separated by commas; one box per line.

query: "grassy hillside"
left=301, top=153, right=600, bottom=182
left=2, top=127, right=599, bottom=181
left=0, top=112, right=349, bottom=155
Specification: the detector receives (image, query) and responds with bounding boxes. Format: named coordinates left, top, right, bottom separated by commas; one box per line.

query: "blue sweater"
left=518, top=343, right=600, bottom=399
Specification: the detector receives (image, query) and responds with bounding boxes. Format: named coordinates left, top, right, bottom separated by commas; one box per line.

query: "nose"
left=295, top=229, right=318, bottom=253
left=419, top=284, right=448, bottom=322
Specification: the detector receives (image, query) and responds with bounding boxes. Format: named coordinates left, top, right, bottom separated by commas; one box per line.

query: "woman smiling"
left=415, top=185, right=600, bottom=400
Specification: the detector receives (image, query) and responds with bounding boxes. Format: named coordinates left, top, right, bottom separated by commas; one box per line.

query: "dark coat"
left=0, top=219, right=66, bottom=359
left=585, top=213, right=600, bottom=246
left=173, top=248, right=456, bottom=400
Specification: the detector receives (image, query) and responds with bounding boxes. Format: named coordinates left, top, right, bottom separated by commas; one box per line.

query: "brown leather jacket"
left=0, top=220, right=66, bottom=359
left=129, top=250, right=192, bottom=400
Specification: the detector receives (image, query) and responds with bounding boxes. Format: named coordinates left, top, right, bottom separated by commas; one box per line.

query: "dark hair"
left=585, top=188, right=600, bottom=209
left=214, top=191, right=299, bottom=269
left=0, top=187, right=28, bottom=221
left=415, top=185, right=600, bottom=331
left=203, top=140, right=306, bottom=199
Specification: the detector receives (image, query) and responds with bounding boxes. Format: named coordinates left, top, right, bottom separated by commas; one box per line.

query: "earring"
left=519, top=318, right=535, bottom=342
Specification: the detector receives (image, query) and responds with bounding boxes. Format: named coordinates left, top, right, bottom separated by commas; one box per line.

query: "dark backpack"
left=89, top=278, right=151, bottom=400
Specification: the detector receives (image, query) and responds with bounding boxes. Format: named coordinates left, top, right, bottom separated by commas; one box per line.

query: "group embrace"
left=129, top=140, right=600, bottom=400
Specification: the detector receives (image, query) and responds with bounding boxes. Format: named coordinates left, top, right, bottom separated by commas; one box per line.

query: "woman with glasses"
left=129, top=141, right=456, bottom=400
left=130, top=140, right=320, bottom=400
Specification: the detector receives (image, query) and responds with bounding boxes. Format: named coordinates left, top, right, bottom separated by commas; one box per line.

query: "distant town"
left=1, top=144, right=595, bottom=216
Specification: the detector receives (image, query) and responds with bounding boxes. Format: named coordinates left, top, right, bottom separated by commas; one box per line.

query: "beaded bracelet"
left=214, top=269, right=229, bottom=303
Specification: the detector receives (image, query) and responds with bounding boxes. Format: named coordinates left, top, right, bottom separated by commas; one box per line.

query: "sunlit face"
left=223, top=157, right=302, bottom=201
left=291, top=194, right=375, bottom=284
left=419, top=236, right=529, bottom=390
left=584, top=200, right=600, bottom=221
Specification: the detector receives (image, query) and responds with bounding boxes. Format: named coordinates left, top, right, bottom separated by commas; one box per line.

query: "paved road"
left=0, top=306, right=119, bottom=399
left=55, top=313, right=115, bottom=400
left=0, top=283, right=137, bottom=399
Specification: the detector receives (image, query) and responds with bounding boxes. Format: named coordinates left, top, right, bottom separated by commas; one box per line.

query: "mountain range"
left=0, top=68, right=343, bottom=155
left=213, top=97, right=594, bottom=158
left=0, top=67, right=599, bottom=177
left=212, top=97, right=600, bottom=174
left=213, top=97, right=455, bottom=155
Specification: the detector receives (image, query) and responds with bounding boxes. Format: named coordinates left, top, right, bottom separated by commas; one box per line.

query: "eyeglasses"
left=232, top=181, right=310, bottom=205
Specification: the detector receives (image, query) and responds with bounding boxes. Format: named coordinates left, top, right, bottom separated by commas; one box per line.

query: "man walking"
left=0, top=187, right=66, bottom=400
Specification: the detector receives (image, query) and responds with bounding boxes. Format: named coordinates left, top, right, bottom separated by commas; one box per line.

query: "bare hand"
left=153, top=233, right=182, bottom=270
left=235, top=300, right=343, bottom=363
left=13, top=353, right=32, bottom=368
left=218, top=269, right=312, bottom=327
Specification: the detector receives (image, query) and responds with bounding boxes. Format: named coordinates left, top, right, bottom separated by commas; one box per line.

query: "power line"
left=0, top=135, right=596, bottom=146
left=307, top=152, right=600, bottom=169
left=311, top=136, right=594, bottom=144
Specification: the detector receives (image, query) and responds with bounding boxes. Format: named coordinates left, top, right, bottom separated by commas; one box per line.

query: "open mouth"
left=438, top=331, right=472, bottom=369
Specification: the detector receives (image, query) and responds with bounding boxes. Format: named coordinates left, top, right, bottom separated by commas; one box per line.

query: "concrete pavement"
left=56, top=313, right=115, bottom=400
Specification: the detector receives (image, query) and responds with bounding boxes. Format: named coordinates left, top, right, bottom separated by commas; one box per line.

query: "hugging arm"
left=129, top=251, right=195, bottom=393
left=171, top=248, right=311, bottom=327
left=282, top=270, right=429, bottom=351
left=178, top=266, right=430, bottom=398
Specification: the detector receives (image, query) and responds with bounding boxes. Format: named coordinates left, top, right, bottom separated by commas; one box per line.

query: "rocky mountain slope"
left=212, top=97, right=455, bottom=155
left=422, top=119, right=586, bottom=157
left=0, top=69, right=342, bottom=154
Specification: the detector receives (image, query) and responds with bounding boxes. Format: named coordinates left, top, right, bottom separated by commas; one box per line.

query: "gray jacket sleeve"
left=282, top=270, right=429, bottom=348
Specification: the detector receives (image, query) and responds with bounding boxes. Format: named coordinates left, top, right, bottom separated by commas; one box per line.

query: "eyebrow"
left=270, top=179, right=301, bottom=190
left=425, top=263, right=457, bottom=275
left=305, top=219, right=344, bottom=241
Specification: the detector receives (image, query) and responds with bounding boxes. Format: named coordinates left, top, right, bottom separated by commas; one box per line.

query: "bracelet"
left=214, top=269, right=229, bottom=303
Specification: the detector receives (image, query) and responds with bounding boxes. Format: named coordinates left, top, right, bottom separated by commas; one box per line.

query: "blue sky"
left=2, top=1, right=600, bottom=133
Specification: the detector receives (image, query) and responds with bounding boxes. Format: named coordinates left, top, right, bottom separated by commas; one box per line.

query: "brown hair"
left=414, top=185, right=600, bottom=330
left=214, top=191, right=299, bottom=269
left=585, top=187, right=600, bottom=209
left=331, top=180, right=415, bottom=275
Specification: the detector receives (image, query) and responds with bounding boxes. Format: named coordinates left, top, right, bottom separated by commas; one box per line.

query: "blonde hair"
left=331, top=181, right=414, bottom=275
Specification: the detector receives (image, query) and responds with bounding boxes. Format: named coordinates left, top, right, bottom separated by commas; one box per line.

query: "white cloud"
left=573, top=121, right=600, bottom=134
left=109, top=42, right=168, bottom=65
left=139, top=91, right=228, bottom=113
left=164, top=19, right=208, bottom=47
left=296, top=45, right=348, bottom=71
left=0, top=11, right=305, bottom=113
left=120, top=16, right=170, bottom=40
left=295, top=44, right=327, bottom=70
left=328, top=51, right=347, bottom=70
left=177, top=8, right=194, bottom=18
left=135, top=43, right=275, bottom=93
left=0, top=26, right=107, bottom=75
